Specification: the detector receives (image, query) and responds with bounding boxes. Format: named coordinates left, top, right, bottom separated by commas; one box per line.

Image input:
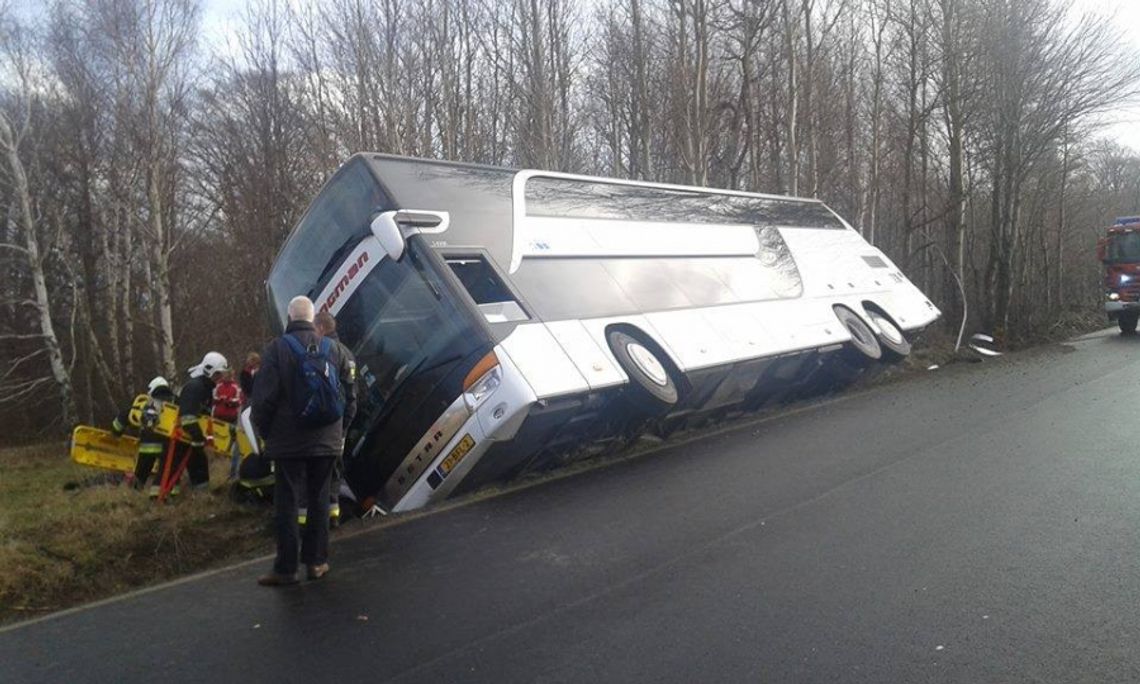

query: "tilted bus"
left=265, top=154, right=941, bottom=513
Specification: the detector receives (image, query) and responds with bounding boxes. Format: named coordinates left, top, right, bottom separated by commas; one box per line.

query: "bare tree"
left=4, top=0, right=1140, bottom=437
left=0, top=11, right=77, bottom=426
left=976, top=0, right=1140, bottom=336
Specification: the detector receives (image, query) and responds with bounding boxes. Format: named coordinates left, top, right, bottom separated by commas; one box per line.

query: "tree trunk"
left=801, top=0, right=818, bottom=196
left=1056, top=134, right=1070, bottom=310
left=941, top=0, right=966, bottom=327
left=1, top=115, right=77, bottom=427
left=148, top=167, right=177, bottom=381
left=781, top=0, right=799, bottom=196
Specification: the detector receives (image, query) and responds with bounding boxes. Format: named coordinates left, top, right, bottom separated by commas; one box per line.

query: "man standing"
left=253, top=296, right=355, bottom=586
left=313, top=310, right=357, bottom=526
left=239, top=352, right=260, bottom=400
left=178, top=351, right=228, bottom=491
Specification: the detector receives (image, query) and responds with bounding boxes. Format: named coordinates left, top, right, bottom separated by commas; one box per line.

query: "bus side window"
left=446, top=255, right=529, bottom=324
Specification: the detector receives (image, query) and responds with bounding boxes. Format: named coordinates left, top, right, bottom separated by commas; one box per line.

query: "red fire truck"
left=1098, top=216, right=1140, bottom=333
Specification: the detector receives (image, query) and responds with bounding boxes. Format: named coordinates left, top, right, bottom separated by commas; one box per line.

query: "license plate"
left=438, top=434, right=475, bottom=476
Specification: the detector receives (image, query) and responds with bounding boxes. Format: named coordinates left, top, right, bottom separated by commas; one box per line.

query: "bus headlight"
left=1109, top=292, right=1121, bottom=301
left=1122, top=274, right=1133, bottom=285
left=464, top=367, right=502, bottom=410
left=463, top=351, right=502, bottom=410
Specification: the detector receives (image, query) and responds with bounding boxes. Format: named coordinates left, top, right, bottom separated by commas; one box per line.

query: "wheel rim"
left=849, top=324, right=874, bottom=348
left=626, top=342, right=669, bottom=386
left=835, top=307, right=882, bottom=359
left=868, top=311, right=904, bottom=345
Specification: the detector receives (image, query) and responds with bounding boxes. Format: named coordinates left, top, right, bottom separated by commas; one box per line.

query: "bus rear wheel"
left=1120, top=313, right=1138, bottom=334
left=864, top=308, right=911, bottom=362
left=607, top=329, right=680, bottom=408
left=833, top=306, right=883, bottom=364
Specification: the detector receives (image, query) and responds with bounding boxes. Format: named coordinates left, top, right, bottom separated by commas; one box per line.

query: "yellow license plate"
left=439, top=434, right=475, bottom=476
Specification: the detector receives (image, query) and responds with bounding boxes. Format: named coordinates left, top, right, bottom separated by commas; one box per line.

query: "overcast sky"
left=1072, top=0, right=1140, bottom=150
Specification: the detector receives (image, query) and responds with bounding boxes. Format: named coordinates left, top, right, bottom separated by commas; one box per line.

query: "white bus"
left=265, top=154, right=941, bottom=513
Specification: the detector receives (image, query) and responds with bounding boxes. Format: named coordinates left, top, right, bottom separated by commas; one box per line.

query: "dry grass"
left=0, top=443, right=269, bottom=624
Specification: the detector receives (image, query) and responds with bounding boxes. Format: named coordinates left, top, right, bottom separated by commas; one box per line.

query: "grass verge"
left=0, top=444, right=268, bottom=625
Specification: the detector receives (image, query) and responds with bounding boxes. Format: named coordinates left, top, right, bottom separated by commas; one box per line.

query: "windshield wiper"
left=408, top=248, right=443, bottom=300
left=312, top=233, right=365, bottom=294
left=372, top=353, right=465, bottom=425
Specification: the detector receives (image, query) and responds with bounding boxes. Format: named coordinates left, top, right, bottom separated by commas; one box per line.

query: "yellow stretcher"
left=70, top=426, right=141, bottom=473
left=70, top=394, right=256, bottom=473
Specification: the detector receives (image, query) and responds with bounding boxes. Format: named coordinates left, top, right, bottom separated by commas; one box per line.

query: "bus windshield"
left=1108, top=232, right=1140, bottom=263
left=266, top=159, right=388, bottom=328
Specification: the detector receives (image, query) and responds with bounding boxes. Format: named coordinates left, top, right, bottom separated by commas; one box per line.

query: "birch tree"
left=0, top=11, right=77, bottom=426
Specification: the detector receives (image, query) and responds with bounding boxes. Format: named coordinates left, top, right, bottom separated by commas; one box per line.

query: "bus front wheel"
left=1120, top=313, right=1138, bottom=334
left=607, top=329, right=680, bottom=408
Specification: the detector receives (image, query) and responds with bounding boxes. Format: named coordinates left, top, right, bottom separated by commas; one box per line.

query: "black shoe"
left=257, top=572, right=298, bottom=587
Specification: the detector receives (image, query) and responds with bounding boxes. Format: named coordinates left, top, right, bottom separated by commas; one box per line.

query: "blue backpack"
left=282, top=335, right=345, bottom=427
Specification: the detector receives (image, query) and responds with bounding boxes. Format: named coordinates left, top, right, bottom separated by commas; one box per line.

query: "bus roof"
left=358, top=154, right=843, bottom=271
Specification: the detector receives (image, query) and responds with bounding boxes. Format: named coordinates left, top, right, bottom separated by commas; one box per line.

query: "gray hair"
left=287, top=296, right=315, bottom=323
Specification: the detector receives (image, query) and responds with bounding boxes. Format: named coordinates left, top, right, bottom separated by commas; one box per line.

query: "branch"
left=68, top=279, right=79, bottom=376
left=167, top=202, right=222, bottom=256
left=0, top=242, right=31, bottom=256
left=0, top=376, right=53, bottom=404
left=0, top=347, right=48, bottom=382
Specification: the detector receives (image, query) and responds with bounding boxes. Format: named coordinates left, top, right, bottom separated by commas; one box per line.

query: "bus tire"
left=1120, top=313, right=1138, bottom=334
left=833, top=305, right=883, bottom=364
left=864, top=307, right=911, bottom=362
left=607, top=329, right=680, bottom=408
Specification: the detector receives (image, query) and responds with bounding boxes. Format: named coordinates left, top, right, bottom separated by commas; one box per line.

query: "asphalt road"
left=5, top=328, right=1140, bottom=683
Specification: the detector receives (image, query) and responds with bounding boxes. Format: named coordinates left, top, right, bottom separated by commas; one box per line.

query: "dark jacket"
left=251, top=320, right=356, bottom=460
left=325, top=330, right=358, bottom=430
left=178, top=375, right=215, bottom=446
left=239, top=366, right=257, bottom=400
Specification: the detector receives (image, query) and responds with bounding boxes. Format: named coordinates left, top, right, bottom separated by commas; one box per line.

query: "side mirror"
left=370, top=212, right=405, bottom=261
left=394, top=210, right=449, bottom=233
left=1097, top=238, right=1108, bottom=263
left=370, top=210, right=451, bottom=261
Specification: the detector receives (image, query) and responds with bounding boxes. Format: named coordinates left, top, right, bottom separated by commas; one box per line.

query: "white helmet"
left=189, top=351, right=229, bottom=379
left=147, top=376, right=169, bottom=395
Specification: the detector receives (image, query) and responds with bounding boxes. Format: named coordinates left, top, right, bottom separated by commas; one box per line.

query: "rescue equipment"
left=70, top=394, right=258, bottom=474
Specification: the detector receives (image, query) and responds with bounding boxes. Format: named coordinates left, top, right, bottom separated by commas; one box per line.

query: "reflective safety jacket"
left=178, top=375, right=215, bottom=447
left=112, top=386, right=177, bottom=457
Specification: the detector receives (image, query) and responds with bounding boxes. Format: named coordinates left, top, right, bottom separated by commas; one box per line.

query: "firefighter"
left=176, top=351, right=229, bottom=491
left=111, top=376, right=176, bottom=495
left=232, top=452, right=275, bottom=504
